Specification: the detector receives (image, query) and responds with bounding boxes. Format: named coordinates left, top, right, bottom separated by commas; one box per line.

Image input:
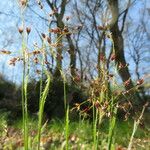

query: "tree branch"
left=120, top=0, right=131, bottom=33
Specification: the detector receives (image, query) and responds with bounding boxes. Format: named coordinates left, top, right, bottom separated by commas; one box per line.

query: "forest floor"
left=0, top=111, right=150, bottom=150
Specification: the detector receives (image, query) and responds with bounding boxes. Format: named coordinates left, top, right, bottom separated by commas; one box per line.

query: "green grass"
left=0, top=111, right=149, bottom=150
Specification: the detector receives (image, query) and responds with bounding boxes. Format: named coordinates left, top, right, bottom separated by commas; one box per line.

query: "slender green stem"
left=127, top=105, right=146, bottom=150
left=93, top=107, right=98, bottom=150
left=62, top=72, right=67, bottom=111
left=61, top=71, right=69, bottom=150
left=20, top=20, right=29, bottom=150
left=65, top=105, right=69, bottom=150
left=108, top=105, right=117, bottom=150
left=37, top=72, right=51, bottom=150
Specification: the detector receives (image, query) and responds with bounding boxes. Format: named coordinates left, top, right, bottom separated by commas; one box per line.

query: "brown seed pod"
left=45, top=61, right=50, bottom=65
left=26, top=27, right=31, bottom=34
left=36, top=69, right=41, bottom=74
left=124, top=78, right=131, bottom=87
left=109, top=74, right=114, bottom=77
left=38, top=1, right=41, bottom=6
left=50, top=27, right=61, bottom=34
left=9, top=57, right=18, bottom=66
left=0, top=50, right=11, bottom=55
left=99, top=53, right=105, bottom=61
left=56, top=53, right=63, bottom=60
left=63, top=26, right=69, bottom=33
left=75, top=24, right=83, bottom=30
left=106, top=34, right=111, bottom=38
left=49, top=13, right=54, bottom=17
left=110, top=53, right=116, bottom=61
left=97, top=25, right=106, bottom=30
left=33, top=57, right=39, bottom=64
left=18, top=27, right=24, bottom=34
left=32, top=50, right=41, bottom=55
left=40, top=5, right=43, bottom=9
left=95, top=101, right=100, bottom=109
left=136, top=79, right=144, bottom=85
left=41, top=33, right=46, bottom=38
left=47, top=37, right=51, bottom=44
left=53, top=8, right=58, bottom=14
left=20, top=0, right=27, bottom=6
left=118, top=63, right=125, bottom=69
left=66, top=16, right=70, bottom=21
left=73, top=75, right=81, bottom=83
left=82, top=107, right=90, bottom=113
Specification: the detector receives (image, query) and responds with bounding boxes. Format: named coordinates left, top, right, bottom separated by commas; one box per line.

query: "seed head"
left=26, top=27, right=31, bottom=34
left=56, top=53, right=63, bottom=60
left=97, top=25, right=106, bottom=30
left=95, top=101, right=100, bottom=109
left=53, top=8, right=58, bottom=14
left=37, top=1, right=41, bottom=6
left=49, top=12, right=54, bottom=17
left=136, top=78, right=144, bottom=85
left=33, top=57, right=39, bottom=64
left=66, top=16, right=70, bottom=21
left=20, top=0, right=27, bottom=6
left=124, top=78, right=131, bottom=87
left=37, top=1, right=43, bottom=9
left=0, top=50, right=11, bottom=55
left=63, top=26, right=69, bottom=33
left=75, top=24, right=83, bottom=30
left=47, top=37, right=51, bottom=44
left=73, top=75, right=81, bottom=83
left=9, top=57, right=18, bottom=66
left=110, top=53, right=116, bottom=61
left=82, top=107, right=90, bottom=113
left=18, top=27, right=24, bottom=34
left=109, top=74, right=114, bottom=77
left=45, top=61, right=50, bottom=65
left=106, top=34, right=111, bottom=38
left=36, top=69, right=41, bottom=74
left=32, top=50, right=41, bottom=55
left=49, top=27, right=61, bottom=34
left=99, top=52, right=105, bottom=61
left=41, top=33, right=46, bottom=38
left=119, top=63, right=129, bottom=69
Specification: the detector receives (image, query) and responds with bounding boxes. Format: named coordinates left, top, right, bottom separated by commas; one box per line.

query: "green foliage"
left=0, top=75, right=17, bottom=100
left=26, top=77, right=85, bottom=119
left=0, top=116, right=149, bottom=149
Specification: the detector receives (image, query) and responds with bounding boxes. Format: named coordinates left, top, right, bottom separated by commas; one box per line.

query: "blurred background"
left=0, top=0, right=150, bottom=119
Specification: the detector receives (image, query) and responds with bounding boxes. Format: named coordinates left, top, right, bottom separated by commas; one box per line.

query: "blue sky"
left=0, top=0, right=149, bottom=85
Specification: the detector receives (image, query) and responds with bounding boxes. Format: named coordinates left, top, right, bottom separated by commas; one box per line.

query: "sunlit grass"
left=0, top=113, right=149, bottom=149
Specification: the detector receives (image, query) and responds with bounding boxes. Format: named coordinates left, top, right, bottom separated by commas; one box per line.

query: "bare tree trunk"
left=110, top=24, right=134, bottom=90
left=107, top=0, right=143, bottom=104
left=66, top=34, right=77, bottom=79
left=54, top=33, right=63, bottom=77
left=46, top=0, right=76, bottom=79
left=108, top=0, right=134, bottom=90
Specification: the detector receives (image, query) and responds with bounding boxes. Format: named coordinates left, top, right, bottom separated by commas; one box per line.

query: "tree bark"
left=66, top=34, right=76, bottom=79
left=107, top=0, right=143, bottom=105
left=108, top=0, right=134, bottom=90
left=46, top=0, right=76, bottom=79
